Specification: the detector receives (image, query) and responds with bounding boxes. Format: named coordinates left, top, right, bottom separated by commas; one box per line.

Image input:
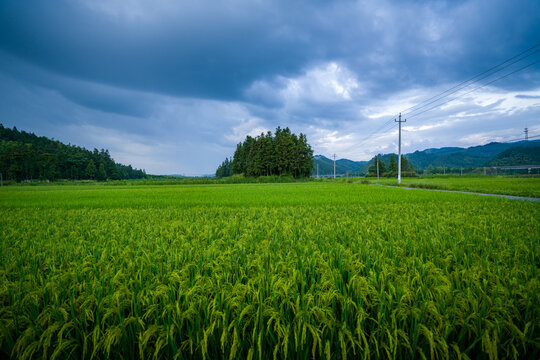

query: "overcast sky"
left=1, top=0, right=539, bottom=175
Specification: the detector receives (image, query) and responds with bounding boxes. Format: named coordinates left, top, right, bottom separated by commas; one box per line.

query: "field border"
left=373, top=184, right=540, bottom=202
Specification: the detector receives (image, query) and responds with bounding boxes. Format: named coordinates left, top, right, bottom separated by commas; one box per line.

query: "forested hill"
left=488, top=145, right=540, bottom=166
left=0, top=124, right=146, bottom=182
left=312, top=155, right=368, bottom=176
left=405, top=140, right=540, bottom=169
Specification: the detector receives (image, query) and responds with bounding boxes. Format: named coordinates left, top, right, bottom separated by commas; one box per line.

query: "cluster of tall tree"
left=216, top=127, right=313, bottom=178
left=366, top=154, right=417, bottom=177
left=0, top=125, right=146, bottom=182
left=215, top=157, right=233, bottom=178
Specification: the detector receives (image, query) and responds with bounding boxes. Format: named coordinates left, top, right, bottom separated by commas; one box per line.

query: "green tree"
left=388, top=154, right=398, bottom=177
left=221, top=126, right=313, bottom=178
left=0, top=124, right=147, bottom=181
left=216, top=157, right=233, bottom=178
left=367, top=155, right=386, bottom=177
left=85, top=160, right=97, bottom=179
left=297, top=133, right=313, bottom=177
left=97, top=162, right=107, bottom=181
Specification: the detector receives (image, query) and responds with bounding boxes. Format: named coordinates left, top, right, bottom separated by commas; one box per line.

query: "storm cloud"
left=1, top=0, right=539, bottom=175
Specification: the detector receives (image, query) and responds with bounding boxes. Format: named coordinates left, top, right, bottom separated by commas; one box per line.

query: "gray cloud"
left=516, top=94, right=540, bottom=99
left=1, top=0, right=539, bottom=174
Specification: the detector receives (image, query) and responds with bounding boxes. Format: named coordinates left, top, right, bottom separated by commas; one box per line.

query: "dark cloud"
left=2, top=0, right=538, bottom=103
left=0, top=0, right=539, bottom=174
left=0, top=0, right=314, bottom=100
left=515, top=94, right=540, bottom=99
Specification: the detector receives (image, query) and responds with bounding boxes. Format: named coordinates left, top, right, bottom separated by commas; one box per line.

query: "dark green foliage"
left=215, top=157, right=233, bottom=178
left=97, top=162, right=107, bottom=181
left=405, top=140, right=540, bottom=170
left=85, top=160, right=97, bottom=179
left=489, top=145, right=540, bottom=166
left=366, top=155, right=386, bottom=176
left=0, top=124, right=146, bottom=181
left=313, top=155, right=369, bottom=176
left=221, top=127, right=313, bottom=178
left=387, top=154, right=398, bottom=177
left=366, top=154, right=416, bottom=178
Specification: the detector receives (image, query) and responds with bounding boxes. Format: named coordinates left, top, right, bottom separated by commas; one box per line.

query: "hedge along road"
left=373, top=184, right=540, bottom=202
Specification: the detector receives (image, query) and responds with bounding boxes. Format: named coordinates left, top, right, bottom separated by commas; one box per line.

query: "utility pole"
left=317, top=163, right=319, bottom=178
left=525, top=127, right=528, bottom=140
left=376, top=155, right=379, bottom=182
left=333, top=154, right=336, bottom=179
left=395, top=113, right=406, bottom=184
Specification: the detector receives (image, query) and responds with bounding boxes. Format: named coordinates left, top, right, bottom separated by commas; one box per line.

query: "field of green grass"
left=1, top=183, right=539, bottom=359
left=364, top=176, right=540, bottom=198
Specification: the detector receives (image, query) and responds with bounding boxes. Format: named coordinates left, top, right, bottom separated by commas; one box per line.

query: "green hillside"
left=313, top=155, right=368, bottom=176
left=318, top=140, right=540, bottom=175
left=489, top=145, right=540, bottom=166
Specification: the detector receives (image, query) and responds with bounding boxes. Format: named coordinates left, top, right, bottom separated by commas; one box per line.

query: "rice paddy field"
left=0, top=183, right=539, bottom=359
left=363, top=176, right=540, bottom=198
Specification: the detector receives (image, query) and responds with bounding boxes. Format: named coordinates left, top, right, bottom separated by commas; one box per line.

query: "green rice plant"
left=0, top=183, right=538, bottom=359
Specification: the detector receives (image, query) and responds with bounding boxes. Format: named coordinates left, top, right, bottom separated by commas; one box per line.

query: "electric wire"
left=346, top=44, right=540, bottom=157
left=403, top=47, right=540, bottom=118
left=356, top=44, right=540, bottom=148
left=406, top=58, right=540, bottom=120
left=401, top=43, right=540, bottom=114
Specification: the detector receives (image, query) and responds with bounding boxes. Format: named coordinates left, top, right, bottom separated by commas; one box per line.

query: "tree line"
left=216, top=127, right=313, bottom=178
left=0, top=124, right=146, bottom=182
left=366, top=154, right=417, bottom=177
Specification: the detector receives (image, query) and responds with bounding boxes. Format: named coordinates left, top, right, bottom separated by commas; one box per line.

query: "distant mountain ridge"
left=312, top=155, right=368, bottom=176
left=313, top=140, right=540, bottom=175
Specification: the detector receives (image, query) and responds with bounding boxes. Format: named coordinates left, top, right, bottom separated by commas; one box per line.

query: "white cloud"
left=301, top=85, right=540, bottom=161
left=281, top=62, right=361, bottom=103
left=245, top=62, right=363, bottom=112
left=225, top=117, right=270, bottom=143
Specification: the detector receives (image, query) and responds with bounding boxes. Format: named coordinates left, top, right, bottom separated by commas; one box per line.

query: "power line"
left=355, top=43, right=540, bottom=150
left=496, top=133, right=540, bottom=143
left=402, top=43, right=540, bottom=117
left=406, top=58, right=540, bottom=120
left=355, top=117, right=397, bottom=147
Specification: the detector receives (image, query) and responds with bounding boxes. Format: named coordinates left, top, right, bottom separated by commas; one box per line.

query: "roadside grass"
left=363, top=175, right=540, bottom=197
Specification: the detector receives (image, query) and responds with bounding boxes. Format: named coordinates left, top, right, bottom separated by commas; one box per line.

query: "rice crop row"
left=0, top=183, right=538, bottom=359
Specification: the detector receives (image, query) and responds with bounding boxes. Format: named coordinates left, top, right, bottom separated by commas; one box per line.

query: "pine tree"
left=400, top=155, right=408, bottom=172
left=367, top=155, right=386, bottom=176
left=388, top=154, right=398, bottom=177
left=85, top=160, right=96, bottom=179
left=97, top=162, right=107, bottom=181
left=219, top=126, right=313, bottom=178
